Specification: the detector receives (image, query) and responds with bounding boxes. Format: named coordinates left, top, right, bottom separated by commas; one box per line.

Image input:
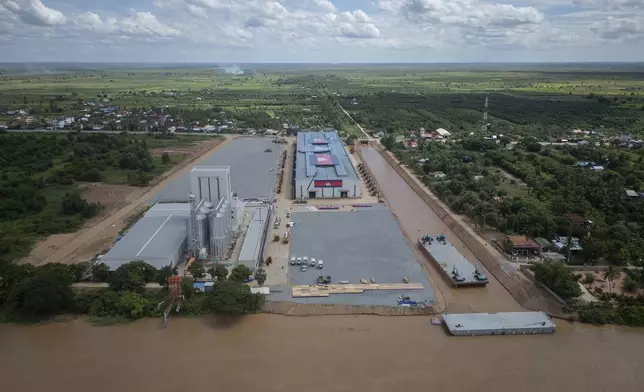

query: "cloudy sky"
left=1, top=0, right=644, bottom=62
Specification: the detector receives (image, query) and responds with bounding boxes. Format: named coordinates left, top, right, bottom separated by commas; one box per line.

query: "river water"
left=1, top=147, right=643, bottom=392
left=1, top=317, right=643, bottom=392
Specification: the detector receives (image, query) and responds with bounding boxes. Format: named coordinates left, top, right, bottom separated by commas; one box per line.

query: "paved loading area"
left=268, top=204, right=435, bottom=306
left=151, top=137, right=284, bottom=203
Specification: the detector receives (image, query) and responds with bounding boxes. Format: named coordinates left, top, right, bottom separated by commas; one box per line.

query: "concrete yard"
left=151, top=137, right=284, bottom=203
left=268, top=204, right=435, bottom=306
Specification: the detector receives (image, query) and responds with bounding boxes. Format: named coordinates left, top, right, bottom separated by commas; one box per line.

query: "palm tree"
left=603, top=266, right=619, bottom=295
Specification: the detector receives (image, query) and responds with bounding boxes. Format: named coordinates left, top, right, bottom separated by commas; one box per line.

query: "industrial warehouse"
left=102, top=165, right=270, bottom=271
left=101, top=133, right=437, bottom=308
left=293, top=130, right=361, bottom=199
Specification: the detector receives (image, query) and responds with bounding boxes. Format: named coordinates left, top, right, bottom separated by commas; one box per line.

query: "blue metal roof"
left=295, top=130, right=359, bottom=183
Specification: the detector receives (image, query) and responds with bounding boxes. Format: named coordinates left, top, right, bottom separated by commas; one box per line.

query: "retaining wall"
left=262, top=300, right=438, bottom=316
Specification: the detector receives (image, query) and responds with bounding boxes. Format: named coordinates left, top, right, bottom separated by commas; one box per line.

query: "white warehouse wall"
left=294, top=178, right=361, bottom=199
left=190, top=166, right=232, bottom=204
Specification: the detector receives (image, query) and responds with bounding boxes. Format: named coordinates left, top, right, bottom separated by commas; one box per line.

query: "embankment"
left=374, top=147, right=568, bottom=318
left=262, top=300, right=438, bottom=316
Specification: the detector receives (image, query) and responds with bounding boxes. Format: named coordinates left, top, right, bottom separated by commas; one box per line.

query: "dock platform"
left=442, top=312, right=556, bottom=336
left=418, top=236, right=488, bottom=287
left=292, top=283, right=424, bottom=297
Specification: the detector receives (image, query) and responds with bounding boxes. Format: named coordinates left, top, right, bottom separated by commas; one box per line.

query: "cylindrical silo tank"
left=196, top=214, right=208, bottom=252
left=199, top=205, right=211, bottom=216
left=208, top=213, right=217, bottom=256
left=219, top=205, right=229, bottom=231
left=214, top=212, right=225, bottom=258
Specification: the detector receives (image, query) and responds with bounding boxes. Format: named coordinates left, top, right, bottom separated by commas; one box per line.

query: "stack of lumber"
left=292, top=283, right=423, bottom=298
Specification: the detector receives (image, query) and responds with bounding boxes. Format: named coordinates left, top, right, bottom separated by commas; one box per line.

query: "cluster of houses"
left=1, top=103, right=244, bottom=133
left=397, top=127, right=452, bottom=149
left=501, top=213, right=592, bottom=263
left=504, top=234, right=585, bottom=263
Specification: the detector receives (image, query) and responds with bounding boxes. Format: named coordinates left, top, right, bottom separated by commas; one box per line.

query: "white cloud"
left=331, top=10, right=381, bottom=38
left=573, top=0, right=644, bottom=11
left=2, top=0, right=644, bottom=61
left=1, top=0, right=66, bottom=26
left=590, top=16, right=644, bottom=39
left=76, top=11, right=180, bottom=38
left=396, top=0, right=544, bottom=27
left=314, top=0, right=336, bottom=13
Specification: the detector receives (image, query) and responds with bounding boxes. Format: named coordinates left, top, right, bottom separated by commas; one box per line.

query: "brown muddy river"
left=1, top=147, right=643, bottom=392
left=1, top=316, right=643, bottom=392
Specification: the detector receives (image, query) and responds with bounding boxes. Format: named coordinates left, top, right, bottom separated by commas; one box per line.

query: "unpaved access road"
left=28, top=136, right=230, bottom=265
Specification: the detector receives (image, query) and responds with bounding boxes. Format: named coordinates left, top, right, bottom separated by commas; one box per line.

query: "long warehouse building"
left=293, top=130, right=361, bottom=199
left=101, top=203, right=191, bottom=270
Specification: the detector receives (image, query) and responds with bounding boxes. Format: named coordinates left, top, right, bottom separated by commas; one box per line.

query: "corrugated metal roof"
left=102, top=205, right=188, bottom=270
left=296, top=130, right=359, bottom=182
left=238, top=207, right=270, bottom=269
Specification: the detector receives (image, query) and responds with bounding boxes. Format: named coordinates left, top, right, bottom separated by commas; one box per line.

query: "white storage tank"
left=196, top=213, right=208, bottom=252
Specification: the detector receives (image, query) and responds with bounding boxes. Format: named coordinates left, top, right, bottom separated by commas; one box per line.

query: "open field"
left=4, top=64, right=643, bottom=138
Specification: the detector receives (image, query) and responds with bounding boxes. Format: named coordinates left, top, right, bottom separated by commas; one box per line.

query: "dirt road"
left=339, top=104, right=371, bottom=139
left=29, top=137, right=231, bottom=265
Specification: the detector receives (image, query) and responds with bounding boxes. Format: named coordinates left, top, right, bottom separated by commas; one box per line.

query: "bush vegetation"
left=0, top=132, right=193, bottom=262
left=0, top=260, right=264, bottom=324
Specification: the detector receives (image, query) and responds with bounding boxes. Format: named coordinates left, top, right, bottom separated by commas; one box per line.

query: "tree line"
left=383, top=136, right=644, bottom=267
left=0, top=260, right=265, bottom=324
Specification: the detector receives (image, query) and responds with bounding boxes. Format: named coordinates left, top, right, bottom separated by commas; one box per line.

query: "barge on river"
left=418, top=234, right=489, bottom=287
left=442, top=312, right=556, bottom=336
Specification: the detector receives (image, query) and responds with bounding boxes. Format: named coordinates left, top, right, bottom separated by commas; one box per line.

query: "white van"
left=317, top=260, right=323, bottom=269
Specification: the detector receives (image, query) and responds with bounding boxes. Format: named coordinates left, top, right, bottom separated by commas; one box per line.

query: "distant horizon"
left=2, top=61, right=644, bottom=65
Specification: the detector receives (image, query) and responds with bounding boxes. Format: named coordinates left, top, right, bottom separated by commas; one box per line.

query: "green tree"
left=156, top=265, right=177, bottom=288
left=161, top=152, right=171, bottom=164
left=206, top=280, right=263, bottom=315
left=108, top=261, right=156, bottom=293
left=484, top=211, right=499, bottom=228
left=88, top=291, right=150, bottom=320
left=92, top=263, right=110, bottom=282
left=188, top=262, right=206, bottom=279
left=603, top=266, right=619, bottom=295
left=127, top=260, right=157, bottom=282
left=623, top=277, right=638, bottom=293
left=8, top=270, right=73, bottom=319
left=534, top=263, right=581, bottom=300
left=209, top=264, right=228, bottom=281
left=254, top=268, right=267, bottom=286
left=229, top=265, right=252, bottom=283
